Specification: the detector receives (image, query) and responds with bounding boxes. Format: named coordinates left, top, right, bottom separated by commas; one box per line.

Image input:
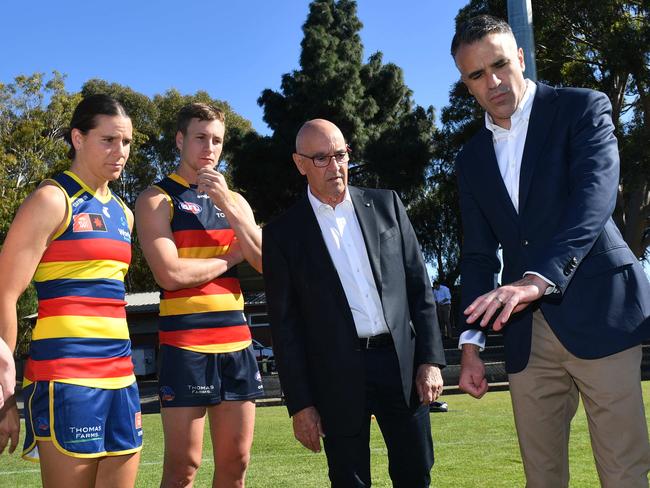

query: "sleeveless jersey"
left=154, top=173, right=251, bottom=354
left=24, top=171, right=135, bottom=389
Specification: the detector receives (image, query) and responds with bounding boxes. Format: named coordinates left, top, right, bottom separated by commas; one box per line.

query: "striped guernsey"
left=25, top=171, right=135, bottom=389
left=154, top=173, right=251, bottom=353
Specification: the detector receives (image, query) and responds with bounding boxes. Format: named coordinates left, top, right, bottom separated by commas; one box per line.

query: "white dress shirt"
left=307, top=187, right=390, bottom=338
left=459, top=80, right=555, bottom=350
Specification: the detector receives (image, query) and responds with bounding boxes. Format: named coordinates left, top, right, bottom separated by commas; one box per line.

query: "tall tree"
left=229, top=0, right=437, bottom=224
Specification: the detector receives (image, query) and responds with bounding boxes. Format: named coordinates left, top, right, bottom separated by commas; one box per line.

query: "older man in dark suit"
left=263, top=119, right=445, bottom=487
left=453, top=15, right=650, bottom=488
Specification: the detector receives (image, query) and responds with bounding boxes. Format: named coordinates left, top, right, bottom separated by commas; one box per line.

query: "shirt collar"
left=307, top=185, right=352, bottom=215
left=484, top=79, right=537, bottom=135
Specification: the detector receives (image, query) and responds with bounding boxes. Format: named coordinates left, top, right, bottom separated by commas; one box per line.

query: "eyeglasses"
left=297, top=145, right=351, bottom=168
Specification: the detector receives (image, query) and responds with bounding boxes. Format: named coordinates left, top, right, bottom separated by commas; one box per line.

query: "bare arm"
left=0, top=183, right=67, bottom=454
left=197, top=167, right=262, bottom=272
left=135, top=187, right=243, bottom=291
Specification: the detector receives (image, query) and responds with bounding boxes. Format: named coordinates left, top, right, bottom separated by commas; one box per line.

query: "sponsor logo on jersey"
left=72, top=213, right=107, bottom=232
left=72, top=195, right=88, bottom=208
left=118, top=227, right=131, bottom=242
left=187, top=384, right=215, bottom=395
left=179, top=201, right=202, bottom=214
left=102, top=206, right=111, bottom=218
left=68, top=424, right=103, bottom=441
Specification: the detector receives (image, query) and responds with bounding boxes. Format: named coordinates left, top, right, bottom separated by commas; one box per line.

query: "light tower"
left=507, top=0, right=538, bottom=80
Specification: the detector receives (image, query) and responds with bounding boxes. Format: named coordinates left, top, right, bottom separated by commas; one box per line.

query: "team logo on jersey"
left=160, top=386, right=175, bottom=402
left=36, top=416, right=49, bottom=431
left=73, top=213, right=107, bottom=232
left=179, top=201, right=202, bottom=214
left=102, top=206, right=111, bottom=218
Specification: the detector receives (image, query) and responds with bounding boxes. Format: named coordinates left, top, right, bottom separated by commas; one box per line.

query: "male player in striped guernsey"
left=0, top=95, right=142, bottom=487
left=136, top=103, right=263, bottom=487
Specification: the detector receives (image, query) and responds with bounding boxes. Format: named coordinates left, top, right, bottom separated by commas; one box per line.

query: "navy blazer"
left=263, top=186, right=445, bottom=435
left=457, top=82, right=650, bottom=374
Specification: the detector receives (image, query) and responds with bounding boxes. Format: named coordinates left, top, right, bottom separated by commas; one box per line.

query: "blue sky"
left=0, top=1, right=468, bottom=134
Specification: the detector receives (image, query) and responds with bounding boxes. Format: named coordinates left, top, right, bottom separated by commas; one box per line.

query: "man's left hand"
left=464, top=275, right=549, bottom=331
left=415, top=364, right=443, bottom=405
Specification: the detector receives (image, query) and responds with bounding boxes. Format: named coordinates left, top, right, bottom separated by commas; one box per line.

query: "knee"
left=215, top=450, right=250, bottom=481
left=162, top=455, right=202, bottom=487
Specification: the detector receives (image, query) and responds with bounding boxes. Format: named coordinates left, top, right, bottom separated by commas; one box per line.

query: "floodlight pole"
left=507, top=0, right=538, bottom=81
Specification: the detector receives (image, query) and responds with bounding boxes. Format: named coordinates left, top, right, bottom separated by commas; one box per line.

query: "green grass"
left=3, top=383, right=650, bottom=487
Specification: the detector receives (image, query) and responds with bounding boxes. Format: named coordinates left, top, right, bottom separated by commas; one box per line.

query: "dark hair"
left=451, top=15, right=513, bottom=58
left=176, top=103, right=225, bottom=135
left=64, top=94, right=129, bottom=159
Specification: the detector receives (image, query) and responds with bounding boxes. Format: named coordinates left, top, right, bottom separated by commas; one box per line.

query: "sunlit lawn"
left=3, top=383, right=649, bottom=487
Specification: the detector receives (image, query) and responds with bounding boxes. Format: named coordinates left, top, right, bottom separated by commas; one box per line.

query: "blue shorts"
left=22, top=381, right=143, bottom=461
left=158, top=344, right=264, bottom=407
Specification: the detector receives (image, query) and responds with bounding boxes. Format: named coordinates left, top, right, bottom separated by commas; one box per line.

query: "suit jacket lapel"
left=296, top=195, right=357, bottom=317
left=349, top=186, right=382, bottom=294
left=519, top=83, right=559, bottom=213
left=472, top=128, right=519, bottom=225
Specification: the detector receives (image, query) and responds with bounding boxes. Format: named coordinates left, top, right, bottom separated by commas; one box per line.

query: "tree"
left=228, top=0, right=437, bottom=225
left=0, top=72, right=78, bottom=354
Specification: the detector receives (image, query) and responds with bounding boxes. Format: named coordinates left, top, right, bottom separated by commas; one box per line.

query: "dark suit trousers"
left=322, top=345, right=434, bottom=488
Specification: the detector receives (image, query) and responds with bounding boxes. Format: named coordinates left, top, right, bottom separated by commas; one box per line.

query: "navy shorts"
left=158, top=344, right=264, bottom=407
left=22, top=381, right=143, bottom=461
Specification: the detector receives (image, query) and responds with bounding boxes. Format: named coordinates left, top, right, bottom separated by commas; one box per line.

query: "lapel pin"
left=365, top=203, right=371, bottom=207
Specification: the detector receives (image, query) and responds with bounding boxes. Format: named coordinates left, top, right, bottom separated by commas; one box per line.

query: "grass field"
left=3, top=383, right=649, bottom=487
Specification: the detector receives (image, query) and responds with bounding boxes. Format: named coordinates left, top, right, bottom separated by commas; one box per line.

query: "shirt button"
left=522, top=240, right=529, bottom=246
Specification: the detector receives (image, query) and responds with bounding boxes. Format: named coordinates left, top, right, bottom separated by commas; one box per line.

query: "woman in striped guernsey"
left=0, top=95, right=142, bottom=487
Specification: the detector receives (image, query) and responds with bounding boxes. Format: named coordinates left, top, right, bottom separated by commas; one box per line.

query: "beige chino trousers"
left=508, top=311, right=650, bottom=488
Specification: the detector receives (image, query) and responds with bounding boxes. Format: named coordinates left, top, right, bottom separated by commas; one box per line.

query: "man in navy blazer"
left=452, top=15, right=650, bottom=487
left=263, top=119, right=445, bottom=487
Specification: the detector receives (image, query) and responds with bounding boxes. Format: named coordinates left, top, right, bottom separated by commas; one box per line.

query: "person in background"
left=433, top=281, right=452, bottom=337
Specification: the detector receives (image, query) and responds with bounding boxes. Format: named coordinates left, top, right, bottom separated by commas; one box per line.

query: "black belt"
left=358, top=333, right=393, bottom=349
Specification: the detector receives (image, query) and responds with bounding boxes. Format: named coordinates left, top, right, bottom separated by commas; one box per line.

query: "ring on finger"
left=494, top=296, right=504, bottom=304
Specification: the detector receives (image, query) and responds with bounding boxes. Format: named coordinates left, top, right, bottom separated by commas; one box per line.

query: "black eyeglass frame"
left=296, top=145, right=352, bottom=168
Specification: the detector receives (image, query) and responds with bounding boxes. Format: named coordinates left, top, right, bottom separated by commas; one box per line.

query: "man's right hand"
left=292, top=406, right=324, bottom=453
left=0, top=398, right=20, bottom=454
left=459, top=344, right=488, bottom=399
